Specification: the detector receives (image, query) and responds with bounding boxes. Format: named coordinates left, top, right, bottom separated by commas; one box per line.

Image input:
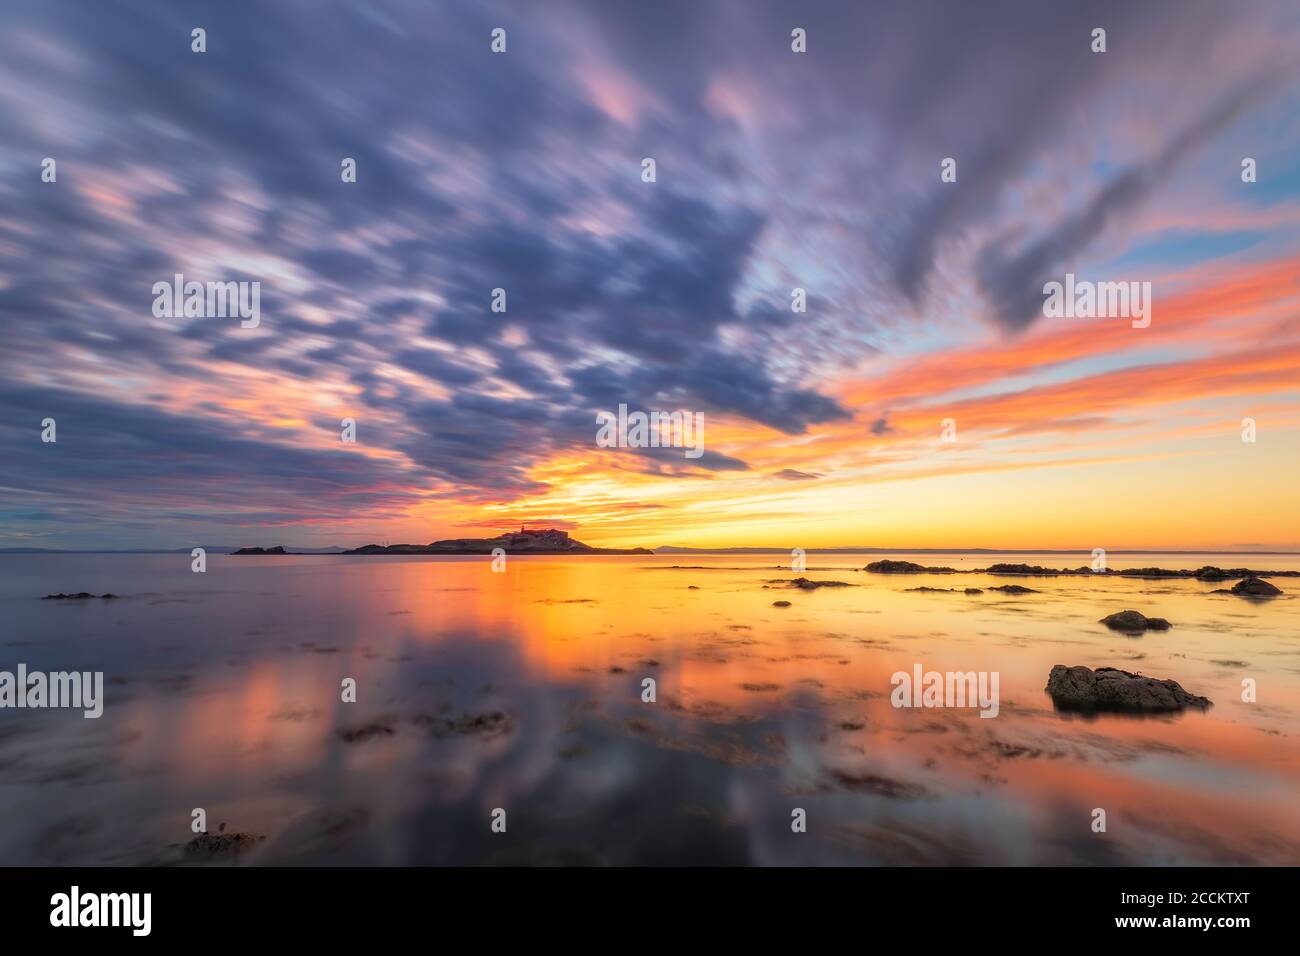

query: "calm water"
left=1, top=552, right=1298, bottom=866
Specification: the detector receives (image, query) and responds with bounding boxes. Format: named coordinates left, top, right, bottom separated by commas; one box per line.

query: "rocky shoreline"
left=864, top=559, right=1297, bottom=579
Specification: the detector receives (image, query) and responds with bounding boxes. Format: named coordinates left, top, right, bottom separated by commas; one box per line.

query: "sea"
left=1, top=551, right=1297, bottom=865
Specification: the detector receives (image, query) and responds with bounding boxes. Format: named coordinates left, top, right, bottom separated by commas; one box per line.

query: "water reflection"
left=1, top=552, right=1298, bottom=865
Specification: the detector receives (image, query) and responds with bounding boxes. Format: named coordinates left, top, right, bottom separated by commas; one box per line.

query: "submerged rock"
left=1045, top=664, right=1211, bottom=713
left=783, top=577, right=853, bottom=590
left=184, top=831, right=264, bottom=860
left=412, top=710, right=513, bottom=739
left=1099, top=610, right=1172, bottom=632
left=337, top=721, right=396, bottom=743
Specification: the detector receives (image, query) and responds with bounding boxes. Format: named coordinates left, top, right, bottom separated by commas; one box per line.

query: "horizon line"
left=3, top=545, right=1299, bottom=556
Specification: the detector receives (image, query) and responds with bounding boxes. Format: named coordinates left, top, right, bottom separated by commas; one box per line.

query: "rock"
left=783, top=577, right=852, bottom=590
left=964, top=588, right=984, bottom=594
left=863, top=560, right=956, bottom=574
left=337, top=721, right=396, bottom=743
left=771, top=600, right=792, bottom=607
left=1099, top=610, right=1172, bottom=632
left=687, top=585, right=699, bottom=589
left=184, top=831, right=264, bottom=860
left=232, top=546, right=287, bottom=555
left=41, top=592, right=119, bottom=600
left=1226, top=576, right=1282, bottom=597
left=988, top=584, right=1039, bottom=594
left=1045, top=664, right=1211, bottom=713
left=411, top=710, right=512, bottom=739
left=906, top=586, right=956, bottom=592
left=1194, top=566, right=1230, bottom=581
left=983, top=563, right=1076, bottom=576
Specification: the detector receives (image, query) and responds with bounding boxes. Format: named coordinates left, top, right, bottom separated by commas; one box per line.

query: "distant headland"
left=236, top=528, right=651, bottom=556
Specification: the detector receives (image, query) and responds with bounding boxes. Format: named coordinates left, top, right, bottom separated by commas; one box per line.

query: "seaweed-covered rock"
left=863, top=560, right=956, bottom=574
left=984, top=563, right=1075, bottom=576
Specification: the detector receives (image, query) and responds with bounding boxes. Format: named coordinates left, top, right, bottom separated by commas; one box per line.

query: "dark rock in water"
left=984, top=563, right=1078, bottom=576
left=826, top=768, right=927, bottom=799
left=988, top=584, right=1039, bottom=594
left=184, top=831, right=264, bottom=860
left=337, top=721, right=396, bottom=743
left=233, top=545, right=287, bottom=555
left=1115, top=567, right=1185, bottom=578
left=1194, top=566, right=1230, bottom=581
left=906, top=586, right=957, bottom=592
left=687, top=585, right=700, bottom=589
left=863, top=560, right=956, bottom=574
left=771, top=600, right=792, bottom=607
left=1099, top=610, right=1172, bottom=632
left=1045, top=664, right=1211, bottom=713
left=783, top=577, right=853, bottom=590
left=411, top=710, right=512, bottom=739
left=964, top=588, right=984, bottom=594
left=1222, top=576, right=1283, bottom=597
left=42, top=592, right=119, bottom=600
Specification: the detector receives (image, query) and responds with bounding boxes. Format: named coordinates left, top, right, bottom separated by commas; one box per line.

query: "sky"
left=1, top=0, right=1298, bottom=552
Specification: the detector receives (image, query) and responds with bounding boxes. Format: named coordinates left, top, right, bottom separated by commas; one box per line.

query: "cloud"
left=976, top=75, right=1285, bottom=331
left=0, top=0, right=1295, bottom=547
left=772, top=469, right=823, bottom=481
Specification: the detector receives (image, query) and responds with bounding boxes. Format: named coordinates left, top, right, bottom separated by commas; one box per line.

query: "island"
left=342, top=528, right=652, bottom=556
